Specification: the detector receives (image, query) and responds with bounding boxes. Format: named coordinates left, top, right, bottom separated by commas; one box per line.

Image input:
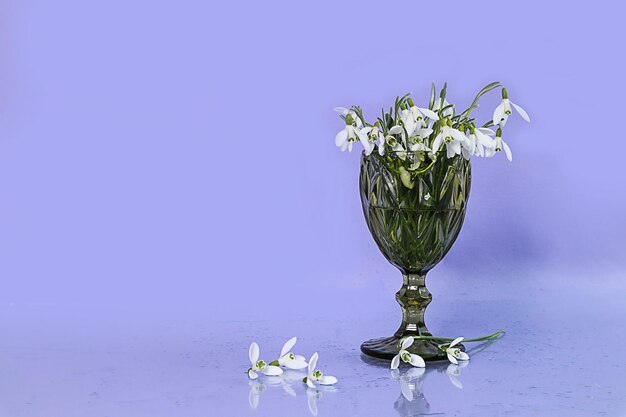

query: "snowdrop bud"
left=496, top=127, right=502, bottom=138
left=501, top=88, right=509, bottom=99
left=345, top=114, right=355, bottom=125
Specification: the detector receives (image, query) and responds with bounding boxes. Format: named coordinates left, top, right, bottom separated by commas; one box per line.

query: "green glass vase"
left=359, top=150, right=471, bottom=360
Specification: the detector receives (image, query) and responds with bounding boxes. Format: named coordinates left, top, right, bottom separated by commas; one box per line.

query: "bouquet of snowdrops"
left=334, top=82, right=529, bottom=168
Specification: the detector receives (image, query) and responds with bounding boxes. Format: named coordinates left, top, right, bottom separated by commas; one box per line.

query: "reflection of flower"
left=446, top=360, right=469, bottom=389
left=391, top=367, right=425, bottom=401
left=445, top=337, right=470, bottom=365
left=247, top=371, right=303, bottom=409
left=390, top=337, right=426, bottom=369
left=306, top=385, right=337, bottom=416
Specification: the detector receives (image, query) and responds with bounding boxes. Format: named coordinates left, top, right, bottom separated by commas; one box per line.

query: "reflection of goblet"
left=359, top=151, right=470, bottom=360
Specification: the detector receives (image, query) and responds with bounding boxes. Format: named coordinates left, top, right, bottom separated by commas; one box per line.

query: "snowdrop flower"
left=304, top=352, right=337, bottom=389
left=333, top=106, right=363, bottom=127
left=274, top=337, right=308, bottom=370
left=492, top=88, right=530, bottom=127
left=360, top=125, right=382, bottom=156
left=409, top=128, right=433, bottom=151
left=408, top=98, right=440, bottom=126
left=400, top=108, right=418, bottom=137
left=248, top=342, right=283, bottom=379
left=484, top=128, right=512, bottom=161
left=335, top=113, right=372, bottom=153
left=431, top=122, right=468, bottom=159
left=445, top=337, right=470, bottom=365
left=390, top=337, right=426, bottom=369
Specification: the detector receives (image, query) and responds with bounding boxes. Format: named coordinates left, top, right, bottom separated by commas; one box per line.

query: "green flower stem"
left=408, top=330, right=505, bottom=344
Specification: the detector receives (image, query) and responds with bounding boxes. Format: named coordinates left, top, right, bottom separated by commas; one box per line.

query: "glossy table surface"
left=2, top=269, right=625, bottom=417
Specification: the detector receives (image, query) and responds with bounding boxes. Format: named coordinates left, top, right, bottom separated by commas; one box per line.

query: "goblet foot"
left=360, top=336, right=464, bottom=361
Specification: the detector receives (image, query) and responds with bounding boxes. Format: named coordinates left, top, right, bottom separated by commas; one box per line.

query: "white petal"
left=511, top=101, right=531, bottom=122
left=449, top=337, right=464, bottom=348
left=306, top=378, right=316, bottom=389
left=280, top=337, right=298, bottom=358
left=335, top=129, right=348, bottom=147
left=347, top=142, right=353, bottom=152
left=389, top=125, right=403, bottom=135
left=248, top=369, right=259, bottom=380
left=450, top=128, right=467, bottom=143
left=333, top=107, right=349, bottom=115
left=477, top=127, right=495, bottom=136
left=408, top=354, right=425, bottom=368
left=447, top=352, right=458, bottom=365
left=318, top=375, right=337, bottom=385
left=308, top=352, right=318, bottom=375
left=503, top=140, right=512, bottom=161
left=261, top=365, right=283, bottom=376
left=293, top=354, right=306, bottom=362
left=390, top=354, right=400, bottom=370
left=492, top=101, right=505, bottom=126
left=456, top=351, right=470, bottom=361
left=285, top=359, right=308, bottom=370
left=400, top=380, right=413, bottom=401
left=249, top=342, right=259, bottom=366
left=401, top=337, right=414, bottom=350
left=418, top=107, right=439, bottom=120
left=431, top=133, right=443, bottom=152
left=414, top=128, right=433, bottom=138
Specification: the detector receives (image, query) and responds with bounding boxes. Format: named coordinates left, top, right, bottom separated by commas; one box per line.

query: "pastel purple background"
left=1, top=0, right=626, bottom=416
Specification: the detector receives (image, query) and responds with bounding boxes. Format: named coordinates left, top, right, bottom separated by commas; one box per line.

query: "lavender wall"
left=1, top=0, right=625, bottom=318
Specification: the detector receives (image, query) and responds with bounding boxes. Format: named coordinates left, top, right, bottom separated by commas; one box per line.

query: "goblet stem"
left=394, top=273, right=432, bottom=338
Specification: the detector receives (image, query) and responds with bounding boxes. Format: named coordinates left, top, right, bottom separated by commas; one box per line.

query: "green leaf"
left=460, top=81, right=502, bottom=119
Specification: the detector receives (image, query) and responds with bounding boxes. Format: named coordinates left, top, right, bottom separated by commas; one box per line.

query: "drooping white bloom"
left=390, top=337, right=426, bottom=369
left=462, top=127, right=494, bottom=159
left=410, top=103, right=439, bottom=125
left=492, top=89, right=530, bottom=126
left=409, top=128, right=433, bottom=152
left=305, top=352, right=338, bottom=389
left=359, top=126, right=380, bottom=156
left=484, top=128, right=512, bottom=161
left=431, top=125, right=468, bottom=158
left=445, top=337, right=470, bottom=365
left=335, top=114, right=372, bottom=154
left=276, top=337, right=308, bottom=370
left=333, top=107, right=363, bottom=127
left=400, top=108, right=418, bottom=138
left=248, top=342, right=283, bottom=379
